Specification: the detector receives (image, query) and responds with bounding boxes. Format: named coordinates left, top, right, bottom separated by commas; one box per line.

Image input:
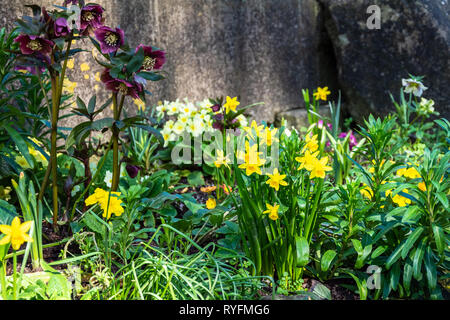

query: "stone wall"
left=1, top=0, right=449, bottom=127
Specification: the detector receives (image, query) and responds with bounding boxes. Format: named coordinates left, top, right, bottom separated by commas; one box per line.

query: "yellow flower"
left=134, top=99, right=146, bottom=112
left=95, top=72, right=101, bottom=82
left=302, top=134, right=319, bottom=153
left=403, top=167, right=421, bottom=179
left=84, top=74, right=90, bottom=80
left=260, top=127, right=279, bottom=147
left=296, top=150, right=319, bottom=171
left=214, top=150, right=231, bottom=168
left=0, top=216, right=33, bottom=250
left=206, top=198, right=217, bottom=210
left=418, top=181, right=426, bottom=192
left=224, top=96, right=240, bottom=114
left=85, top=188, right=124, bottom=220
left=80, top=62, right=90, bottom=72
left=63, top=77, right=77, bottom=94
left=360, top=184, right=373, bottom=200
left=263, top=203, right=279, bottom=221
left=239, top=161, right=264, bottom=176
left=309, top=156, right=332, bottom=179
left=243, top=120, right=264, bottom=140
left=266, top=168, right=288, bottom=191
left=313, top=87, right=331, bottom=101
left=392, top=192, right=412, bottom=207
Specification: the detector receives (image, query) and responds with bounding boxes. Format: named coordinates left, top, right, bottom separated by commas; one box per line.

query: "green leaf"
left=4, top=125, right=34, bottom=169
left=82, top=211, right=106, bottom=237
left=321, top=250, right=337, bottom=272
left=295, top=236, right=310, bottom=267
left=187, top=171, right=205, bottom=187
left=432, top=224, right=445, bottom=258
left=401, top=227, right=424, bottom=259
left=435, top=192, right=448, bottom=209
left=136, top=71, right=165, bottom=81
left=46, top=273, right=72, bottom=300
left=88, top=95, right=97, bottom=115
left=126, top=47, right=144, bottom=74
left=424, top=246, right=437, bottom=290
left=413, top=238, right=426, bottom=281
left=386, top=241, right=405, bottom=269
left=0, top=199, right=17, bottom=225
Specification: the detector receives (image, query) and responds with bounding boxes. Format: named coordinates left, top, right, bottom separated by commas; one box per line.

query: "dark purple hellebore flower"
left=212, top=121, right=224, bottom=131
left=211, top=104, right=221, bottom=112
left=15, top=35, right=54, bottom=56
left=101, top=69, right=142, bottom=99
left=135, top=44, right=166, bottom=71
left=80, top=5, right=104, bottom=35
left=214, top=113, right=224, bottom=121
left=94, top=26, right=124, bottom=54
left=126, top=164, right=141, bottom=179
left=15, top=53, right=51, bottom=75
left=54, top=18, right=70, bottom=37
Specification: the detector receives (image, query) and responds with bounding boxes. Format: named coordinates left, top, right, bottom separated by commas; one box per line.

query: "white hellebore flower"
left=402, top=78, right=428, bottom=97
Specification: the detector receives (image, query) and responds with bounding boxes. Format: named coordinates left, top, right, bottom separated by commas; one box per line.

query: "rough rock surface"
left=319, top=0, right=450, bottom=121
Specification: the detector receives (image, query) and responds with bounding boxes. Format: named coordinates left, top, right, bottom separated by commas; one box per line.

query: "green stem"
left=112, top=94, right=125, bottom=191
left=0, top=260, right=7, bottom=299
left=70, top=138, right=114, bottom=222
left=12, top=251, right=17, bottom=300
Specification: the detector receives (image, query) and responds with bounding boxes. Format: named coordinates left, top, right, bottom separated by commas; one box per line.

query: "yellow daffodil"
left=0, top=217, right=33, bottom=250
left=313, top=87, right=331, bottom=101
left=309, top=156, right=332, bottom=179
left=206, top=198, right=216, bottom=210
left=260, top=127, right=279, bottom=147
left=134, top=98, right=146, bottom=112
left=263, top=203, right=279, bottom=221
left=266, top=168, right=288, bottom=191
left=302, top=134, right=319, bottom=153
left=243, top=120, right=264, bottom=140
left=239, top=161, right=264, bottom=176
left=214, top=150, right=231, bottom=168
left=224, top=96, right=240, bottom=114
left=296, top=150, right=319, bottom=171
left=403, top=167, right=421, bottom=179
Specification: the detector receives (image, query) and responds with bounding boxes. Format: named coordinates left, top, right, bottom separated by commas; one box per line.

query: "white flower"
left=186, top=119, right=205, bottom=138
left=180, top=102, right=197, bottom=116
left=237, top=114, right=248, bottom=128
left=284, top=128, right=291, bottom=138
left=104, top=170, right=113, bottom=188
left=167, top=100, right=181, bottom=116
left=173, top=120, right=186, bottom=135
left=402, top=78, right=428, bottom=97
left=417, top=98, right=436, bottom=116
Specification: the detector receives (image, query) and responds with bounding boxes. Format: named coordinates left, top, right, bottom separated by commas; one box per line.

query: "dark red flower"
left=101, top=69, right=142, bottom=99
left=54, top=18, right=70, bottom=37
left=15, top=34, right=54, bottom=55
left=211, top=104, right=221, bottom=112
left=135, top=44, right=166, bottom=71
left=80, top=5, right=104, bottom=35
left=94, top=26, right=124, bottom=54
left=125, top=164, right=141, bottom=179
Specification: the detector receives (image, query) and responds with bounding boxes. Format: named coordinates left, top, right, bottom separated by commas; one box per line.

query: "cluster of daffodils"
left=158, top=98, right=248, bottom=147
left=295, top=134, right=332, bottom=179
left=15, top=137, right=48, bottom=169
left=85, top=188, right=124, bottom=220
